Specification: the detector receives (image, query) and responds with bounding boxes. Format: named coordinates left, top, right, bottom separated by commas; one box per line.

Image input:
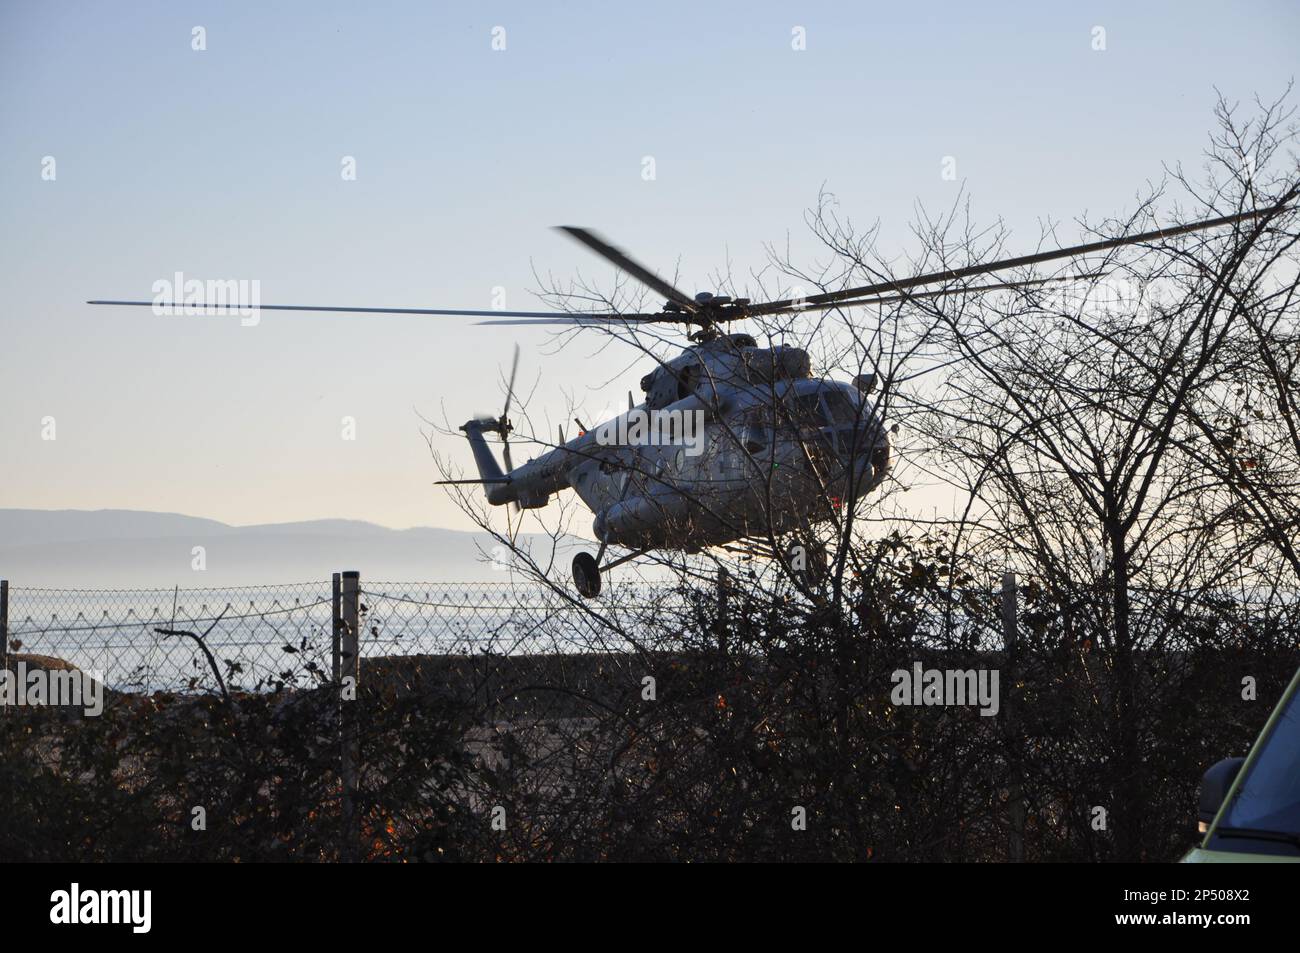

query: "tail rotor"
left=499, top=343, right=519, bottom=472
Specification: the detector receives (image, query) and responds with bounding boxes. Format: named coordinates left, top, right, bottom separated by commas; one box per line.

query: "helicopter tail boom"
left=457, top=419, right=515, bottom=506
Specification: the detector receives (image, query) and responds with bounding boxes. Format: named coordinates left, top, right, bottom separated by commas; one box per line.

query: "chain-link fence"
left=359, top=580, right=647, bottom=659
left=10, top=573, right=1286, bottom=697
left=3, top=581, right=335, bottom=694
left=0, top=576, right=681, bottom=695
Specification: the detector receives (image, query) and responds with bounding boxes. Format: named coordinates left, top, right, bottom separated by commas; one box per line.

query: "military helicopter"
left=90, top=207, right=1279, bottom=597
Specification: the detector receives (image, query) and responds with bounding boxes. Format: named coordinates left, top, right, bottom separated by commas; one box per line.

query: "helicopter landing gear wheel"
left=785, top=537, right=829, bottom=587
left=572, top=551, right=602, bottom=598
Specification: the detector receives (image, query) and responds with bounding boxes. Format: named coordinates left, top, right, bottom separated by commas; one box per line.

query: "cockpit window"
left=822, top=389, right=861, bottom=425
left=791, top=393, right=825, bottom=426
left=778, top=389, right=860, bottom=429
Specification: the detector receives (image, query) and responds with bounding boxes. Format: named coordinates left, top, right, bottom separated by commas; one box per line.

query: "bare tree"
left=409, top=93, right=1299, bottom=862
left=896, top=93, right=1299, bottom=860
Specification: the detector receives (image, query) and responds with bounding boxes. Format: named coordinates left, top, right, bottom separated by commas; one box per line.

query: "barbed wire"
left=6, top=599, right=335, bottom=634
left=4, top=577, right=1296, bottom=693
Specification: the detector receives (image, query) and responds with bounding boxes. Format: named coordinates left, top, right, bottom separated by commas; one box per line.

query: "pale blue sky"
left=1, top=0, right=1296, bottom=530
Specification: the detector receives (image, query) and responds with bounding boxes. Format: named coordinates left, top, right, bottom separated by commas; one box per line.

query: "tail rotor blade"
left=502, top=343, right=520, bottom=420
left=500, top=342, right=519, bottom=473
left=502, top=427, right=516, bottom=512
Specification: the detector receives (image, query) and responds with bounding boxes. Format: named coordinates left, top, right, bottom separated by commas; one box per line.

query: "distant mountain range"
left=0, top=509, right=565, bottom=587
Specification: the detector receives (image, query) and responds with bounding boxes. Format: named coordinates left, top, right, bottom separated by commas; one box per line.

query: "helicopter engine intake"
left=741, top=345, right=811, bottom=385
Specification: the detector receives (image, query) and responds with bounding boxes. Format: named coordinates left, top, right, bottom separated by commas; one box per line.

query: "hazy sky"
left=2, top=1, right=1296, bottom=531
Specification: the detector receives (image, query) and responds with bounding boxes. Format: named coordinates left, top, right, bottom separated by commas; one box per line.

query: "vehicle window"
left=822, top=389, right=861, bottom=425
left=793, top=392, right=824, bottom=426
left=1220, top=686, right=1300, bottom=836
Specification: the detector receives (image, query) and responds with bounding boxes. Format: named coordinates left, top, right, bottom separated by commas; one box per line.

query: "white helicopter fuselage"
left=464, top=336, right=890, bottom=552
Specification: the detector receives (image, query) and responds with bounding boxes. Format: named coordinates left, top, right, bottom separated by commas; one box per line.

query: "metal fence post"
left=1001, top=571, right=1025, bottom=862
left=1, top=579, right=8, bottom=718
left=339, top=570, right=360, bottom=862
left=0, top=579, right=8, bottom=665
left=331, top=573, right=342, bottom=685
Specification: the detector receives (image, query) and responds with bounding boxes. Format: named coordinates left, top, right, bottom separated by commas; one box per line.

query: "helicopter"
left=445, top=324, right=889, bottom=597
left=89, top=206, right=1282, bottom=597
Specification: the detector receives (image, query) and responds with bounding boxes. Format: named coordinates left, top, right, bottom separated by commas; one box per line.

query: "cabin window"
left=675, top=364, right=699, bottom=400
left=791, top=392, right=825, bottom=427
left=822, top=389, right=861, bottom=425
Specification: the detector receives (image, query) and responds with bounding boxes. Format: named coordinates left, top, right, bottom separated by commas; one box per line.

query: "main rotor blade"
left=745, top=203, right=1289, bottom=317
left=477, top=275, right=1088, bottom=323
left=474, top=314, right=668, bottom=326
left=501, top=343, right=518, bottom=474
left=555, top=226, right=699, bottom=314
left=759, top=271, right=1108, bottom=315
left=86, top=301, right=593, bottom=319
